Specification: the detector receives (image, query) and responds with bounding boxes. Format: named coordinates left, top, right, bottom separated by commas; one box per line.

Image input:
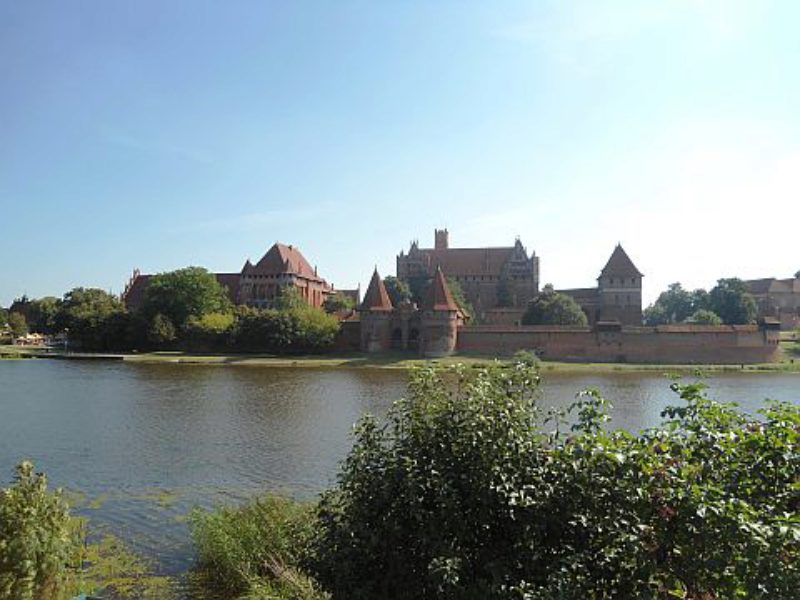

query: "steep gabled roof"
left=249, top=243, right=321, bottom=281
left=361, top=269, right=393, bottom=312
left=600, top=244, right=642, bottom=278
left=424, top=267, right=459, bottom=312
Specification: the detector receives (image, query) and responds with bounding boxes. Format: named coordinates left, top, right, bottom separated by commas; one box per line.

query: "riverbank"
left=4, top=344, right=799, bottom=373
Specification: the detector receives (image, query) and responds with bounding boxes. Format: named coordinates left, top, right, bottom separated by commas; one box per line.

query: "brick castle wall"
left=456, top=325, right=780, bottom=364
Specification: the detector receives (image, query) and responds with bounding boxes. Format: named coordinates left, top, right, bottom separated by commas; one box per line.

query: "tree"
left=7, top=312, right=28, bottom=338
left=644, top=283, right=711, bottom=325
left=522, top=285, right=588, bottom=326
left=141, top=267, right=231, bottom=326
left=147, top=313, right=177, bottom=348
left=643, top=303, right=669, bottom=326
left=57, top=288, right=125, bottom=350
left=795, top=270, right=800, bottom=279
left=0, top=307, right=8, bottom=327
left=688, top=309, right=722, bottom=325
left=446, top=277, right=474, bottom=320
left=323, top=292, right=355, bottom=314
left=495, top=277, right=513, bottom=308
left=272, top=287, right=306, bottom=311
left=26, top=297, right=62, bottom=334
left=383, top=276, right=411, bottom=306
left=708, top=278, right=758, bottom=325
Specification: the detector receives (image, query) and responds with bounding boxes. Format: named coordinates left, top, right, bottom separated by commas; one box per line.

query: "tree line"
left=1, top=267, right=341, bottom=353
left=644, top=278, right=758, bottom=326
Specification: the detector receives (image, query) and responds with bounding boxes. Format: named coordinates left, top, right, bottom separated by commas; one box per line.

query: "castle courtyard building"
left=396, top=229, right=540, bottom=318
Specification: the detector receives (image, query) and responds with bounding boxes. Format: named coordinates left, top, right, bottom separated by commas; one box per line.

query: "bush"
left=308, top=362, right=800, bottom=599
left=184, top=312, right=235, bottom=352
left=0, top=462, right=81, bottom=599
left=522, top=285, right=588, bottom=326
left=191, top=496, right=327, bottom=599
left=232, top=307, right=339, bottom=354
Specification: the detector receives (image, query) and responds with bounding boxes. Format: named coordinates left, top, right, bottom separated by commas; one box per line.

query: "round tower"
left=420, top=267, right=460, bottom=357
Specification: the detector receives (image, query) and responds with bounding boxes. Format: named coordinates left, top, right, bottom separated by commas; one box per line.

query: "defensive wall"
left=456, top=323, right=781, bottom=364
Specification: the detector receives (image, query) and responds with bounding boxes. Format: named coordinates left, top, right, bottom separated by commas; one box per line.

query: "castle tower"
left=597, top=244, right=643, bottom=325
left=359, top=268, right=394, bottom=352
left=420, top=267, right=460, bottom=357
left=434, top=228, right=449, bottom=250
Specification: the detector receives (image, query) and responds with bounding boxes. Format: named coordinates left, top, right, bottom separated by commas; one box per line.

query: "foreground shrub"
left=308, top=362, right=800, bottom=599
left=0, top=462, right=174, bottom=599
left=191, top=496, right=327, bottom=599
left=0, top=461, right=81, bottom=599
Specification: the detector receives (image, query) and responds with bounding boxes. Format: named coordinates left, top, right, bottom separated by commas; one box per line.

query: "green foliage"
left=273, top=287, right=307, bottom=311
left=0, top=461, right=81, bottom=599
left=644, top=283, right=709, bottom=325
left=7, top=312, right=28, bottom=337
left=57, top=287, right=126, bottom=350
left=141, top=267, right=231, bottom=326
left=191, top=497, right=327, bottom=600
left=496, top=277, right=513, bottom=308
left=383, top=276, right=412, bottom=306
left=688, top=308, right=723, bottom=325
left=709, top=278, right=758, bottom=325
left=322, top=292, right=355, bottom=314
left=446, top=277, right=474, bottom=320
left=147, top=313, right=177, bottom=348
left=522, top=284, right=588, bottom=326
left=0, top=462, right=174, bottom=599
left=184, top=312, right=236, bottom=351
left=308, top=362, right=800, bottom=599
left=232, top=306, right=340, bottom=354
left=26, top=296, right=62, bottom=334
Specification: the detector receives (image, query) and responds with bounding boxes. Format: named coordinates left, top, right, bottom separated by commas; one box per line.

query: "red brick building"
left=122, top=242, right=334, bottom=312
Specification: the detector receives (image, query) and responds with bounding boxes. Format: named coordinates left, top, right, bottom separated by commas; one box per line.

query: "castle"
left=123, top=242, right=339, bottom=312
left=744, top=275, right=800, bottom=331
left=395, top=231, right=643, bottom=327
left=396, top=229, right=539, bottom=316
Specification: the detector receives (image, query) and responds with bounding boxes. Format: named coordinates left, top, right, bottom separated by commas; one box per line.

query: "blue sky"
left=1, top=0, right=799, bottom=307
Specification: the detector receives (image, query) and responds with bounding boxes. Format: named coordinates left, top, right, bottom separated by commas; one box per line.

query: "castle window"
left=610, top=278, right=614, bottom=285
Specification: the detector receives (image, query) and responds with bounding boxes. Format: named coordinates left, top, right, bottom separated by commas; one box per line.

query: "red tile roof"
left=361, top=269, right=393, bottom=312
left=420, top=247, right=517, bottom=276
left=600, top=244, right=642, bottom=277
left=247, top=243, right=322, bottom=281
left=424, top=268, right=459, bottom=312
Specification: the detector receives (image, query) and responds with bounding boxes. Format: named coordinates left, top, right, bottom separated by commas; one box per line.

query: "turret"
left=359, top=268, right=394, bottom=352
left=420, top=267, right=460, bottom=357
left=597, top=244, right=643, bottom=326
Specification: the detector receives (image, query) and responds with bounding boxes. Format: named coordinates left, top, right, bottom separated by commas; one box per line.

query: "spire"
left=600, top=244, right=643, bottom=277
left=424, top=267, right=459, bottom=312
left=361, top=268, right=393, bottom=312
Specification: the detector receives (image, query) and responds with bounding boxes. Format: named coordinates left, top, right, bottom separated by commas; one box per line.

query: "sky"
left=1, top=0, right=799, bottom=307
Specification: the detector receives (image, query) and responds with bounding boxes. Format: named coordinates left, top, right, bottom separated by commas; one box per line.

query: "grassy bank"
left=5, top=343, right=799, bottom=373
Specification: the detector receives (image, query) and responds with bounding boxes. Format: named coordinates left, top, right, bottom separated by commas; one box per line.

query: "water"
left=0, top=359, right=797, bottom=575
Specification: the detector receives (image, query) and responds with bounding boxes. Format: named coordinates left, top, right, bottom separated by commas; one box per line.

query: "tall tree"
left=708, top=278, right=758, bottom=325
left=383, top=276, right=412, bottom=306
left=26, top=297, right=62, bottom=334
left=522, top=285, right=588, bottom=326
left=323, top=292, right=355, bottom=314
left=8, top=312, right=28, bottom=338
left=57, top=288, right=125, bottom=349
left=141, top=267, right=231, bottom=326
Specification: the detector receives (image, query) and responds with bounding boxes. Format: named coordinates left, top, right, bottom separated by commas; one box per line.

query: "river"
left=0, top=359, right=797, bottom=575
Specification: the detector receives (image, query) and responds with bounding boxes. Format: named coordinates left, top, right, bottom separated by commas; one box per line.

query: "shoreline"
left=3, top=345, right=798, bottom=373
